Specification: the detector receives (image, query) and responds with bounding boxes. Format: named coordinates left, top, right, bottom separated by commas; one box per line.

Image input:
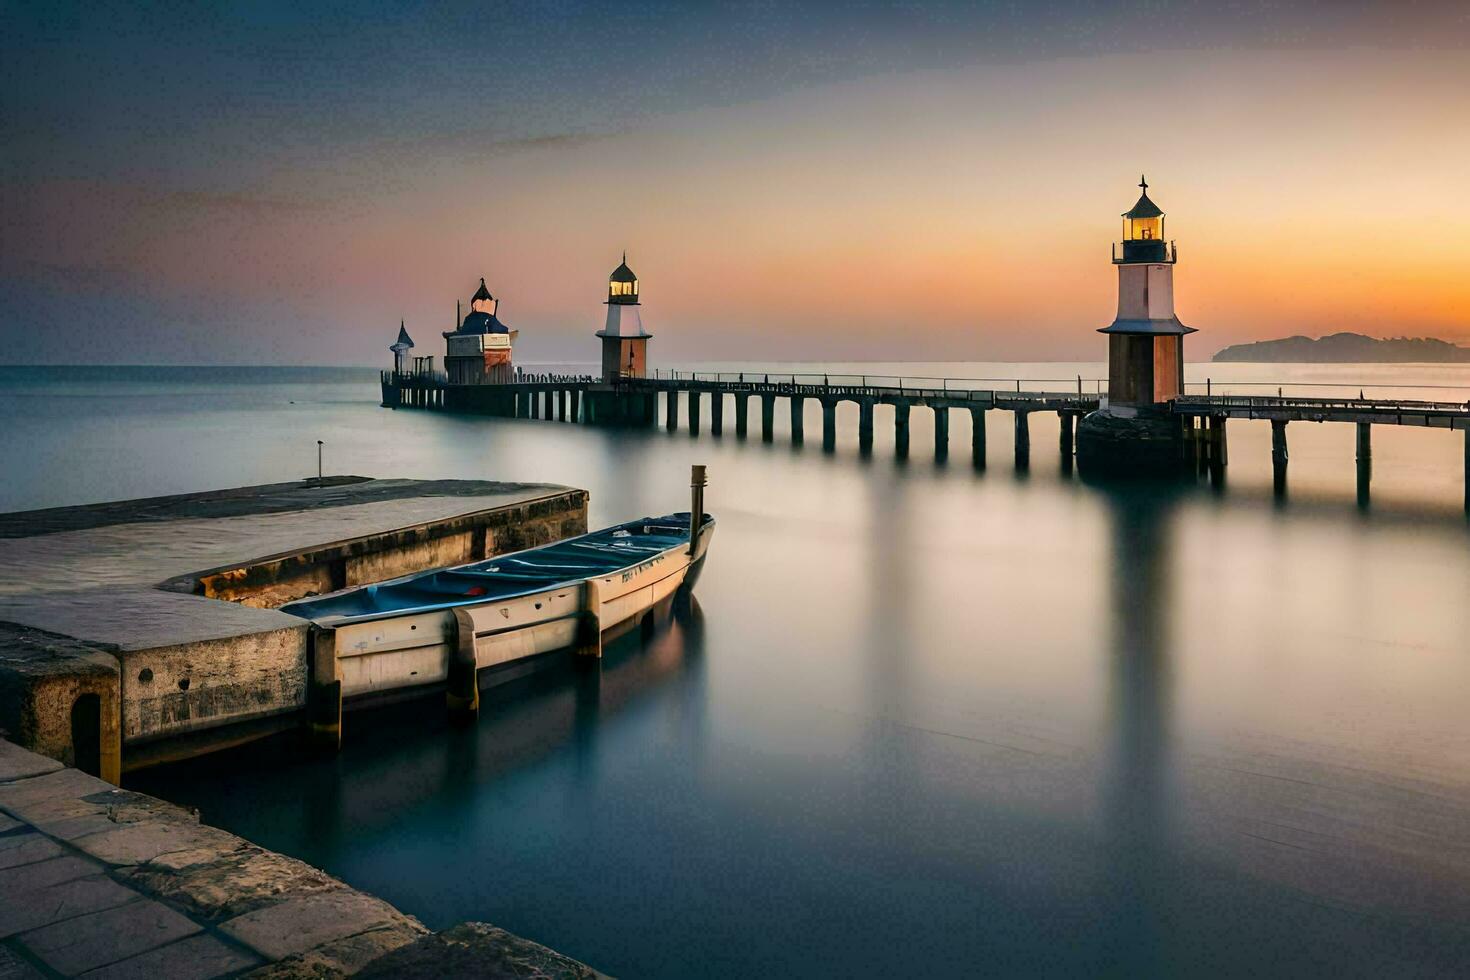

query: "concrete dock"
left=0, top=737, right=601, bottom=978
left=0, top=478, right=588, bottom=778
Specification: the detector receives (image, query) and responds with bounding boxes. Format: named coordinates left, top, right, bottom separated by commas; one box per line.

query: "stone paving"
left=0, top=738, right=419, bottom=978
left=0, top=739, right=605, bottom=978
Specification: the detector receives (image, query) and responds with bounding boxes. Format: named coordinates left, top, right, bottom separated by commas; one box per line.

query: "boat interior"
left=283, top=513, right=712, bottom=622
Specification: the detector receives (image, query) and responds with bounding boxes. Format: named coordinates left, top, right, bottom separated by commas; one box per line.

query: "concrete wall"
left=191, top=490, right=588, bottom=608
left=0, top=625, right=122, bottom=782
left=119, top=625, right=309, bottom=750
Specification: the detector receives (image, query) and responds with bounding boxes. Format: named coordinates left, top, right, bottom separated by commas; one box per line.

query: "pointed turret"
left=470, top=278, right=496, bottom=315
left=389, top=320, right=414, bottom=374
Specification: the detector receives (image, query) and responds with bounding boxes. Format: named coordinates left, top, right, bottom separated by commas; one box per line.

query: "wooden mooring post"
left=447, top=608, right=480, bottom=725
left=307, top=626, right=341, bottom=753
left=1357, top=422, right=1372, bottom=506
left=971, top=408, right=987, bottom=469
left=1271, top=419, right=1289, bottom=496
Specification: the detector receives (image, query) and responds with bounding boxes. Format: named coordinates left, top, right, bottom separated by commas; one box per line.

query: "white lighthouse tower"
left=1078, top=176, right=1202, bottom=476
left=596, top=253, right=652, bottom=382
left=1100, top=176, right=1195, bottom=408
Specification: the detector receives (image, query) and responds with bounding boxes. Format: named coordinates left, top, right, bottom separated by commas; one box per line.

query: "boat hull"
left=324, top=524, right=714, bottom=701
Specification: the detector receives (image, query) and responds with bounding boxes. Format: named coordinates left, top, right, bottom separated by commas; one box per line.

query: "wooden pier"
left=383, top=371, right=1470, bottom=508
left=1173, top=393, right=1470, bottom=506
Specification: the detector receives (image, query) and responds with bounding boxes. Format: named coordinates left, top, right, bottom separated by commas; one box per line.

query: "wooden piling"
left=858, top=400, right=874, bottom=453
left=307, top=626, right=342, bottom=753
left=1463, top=425, right=1469, bottom=512
left=1353, top=422, right=1372, bottom=506
left=934, top=406, right=949, bottom=460
left=790, top=396, right=804, bottom=445
left=822, top=400, right=837, bottom=451
left=666, top=390, right=679, bottom=432
left=735, top=394, right=748, bottom=438
left=575, top=578, right=603, bottom=659
left=1014, top=410, right=1030, bottom=466
left=971, top=407, right=987, bottom=469
left=1271, top=419, right=1289, bottom=467
left=1058, top=411, right=1074, bottom=457
left=761, top=395, right=775, bottom=442
left=894, top=402, right=910, bottom=459
left=711, top=392, right=724, bottom=436
left=689, top=390, right=701, bottom=436
left=447, top=609, right=480, bottom=725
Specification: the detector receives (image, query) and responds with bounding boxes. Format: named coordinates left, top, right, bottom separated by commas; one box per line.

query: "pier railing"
left=1180, top=379, right=1470, bottom=401
left=383, top=369, right=448, bottom=387
left=646, top=370, right=1109, bottom=396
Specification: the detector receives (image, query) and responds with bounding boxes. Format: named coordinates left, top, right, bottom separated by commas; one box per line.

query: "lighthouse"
left=1077, top=177, right=1199, bottom=475
left=388, top=321, right=414, bottom=375
left=596, top=253, right=652, bottom=382
left=1101, top=176, right=1195, bottom=408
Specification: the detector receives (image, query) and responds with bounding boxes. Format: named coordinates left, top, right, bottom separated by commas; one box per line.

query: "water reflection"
left=1098, top=487, right=1177, bottom=977
left=61, top=368, right=1470, bottom=978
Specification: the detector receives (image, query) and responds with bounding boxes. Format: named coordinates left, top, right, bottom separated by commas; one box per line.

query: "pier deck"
left=0, top=478, right=588, bottom=776
left=385, top=370, right=1470, bottom=504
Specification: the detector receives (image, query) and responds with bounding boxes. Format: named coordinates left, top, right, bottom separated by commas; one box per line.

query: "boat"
left=282, top=511, right=714, bottom=704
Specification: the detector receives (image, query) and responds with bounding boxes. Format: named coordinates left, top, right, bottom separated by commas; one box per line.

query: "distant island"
left=1213, top=332, right=1470, bottom=363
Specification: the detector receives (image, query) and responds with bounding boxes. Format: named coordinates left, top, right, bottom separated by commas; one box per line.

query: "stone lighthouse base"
left=1076, top=407, right=1184, bottom=479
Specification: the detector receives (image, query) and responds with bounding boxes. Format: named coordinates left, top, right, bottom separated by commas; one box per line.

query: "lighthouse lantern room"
left=596, top=253, right=652, bottom=382
left=1101, top=176, right=1195, bottom=408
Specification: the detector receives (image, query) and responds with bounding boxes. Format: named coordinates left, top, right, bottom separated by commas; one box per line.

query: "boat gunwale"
left=283, top=513, right=714, bottom=627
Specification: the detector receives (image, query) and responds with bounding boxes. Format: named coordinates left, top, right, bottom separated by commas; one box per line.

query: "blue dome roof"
left=457, top=311, right=509, bottom=335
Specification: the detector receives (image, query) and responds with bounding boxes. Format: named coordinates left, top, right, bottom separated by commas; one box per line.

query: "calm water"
left=6, top=363, right=1470, bottom=978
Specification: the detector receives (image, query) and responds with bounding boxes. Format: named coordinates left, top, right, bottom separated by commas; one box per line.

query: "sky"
left=2, top=1, right=1469, bottom=366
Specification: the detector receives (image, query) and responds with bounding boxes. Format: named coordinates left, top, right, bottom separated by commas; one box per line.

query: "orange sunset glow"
left=4, top=18, right=1468, bottom=365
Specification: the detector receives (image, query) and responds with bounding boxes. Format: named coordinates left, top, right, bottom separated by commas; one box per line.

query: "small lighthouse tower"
left=389, top=321, right=414, bottom=375
left=1077, top=177, right=1200, bottom=476
left=596, top=253, right=652, bottom=382
left=1100, top=176, right=1195, bottom=408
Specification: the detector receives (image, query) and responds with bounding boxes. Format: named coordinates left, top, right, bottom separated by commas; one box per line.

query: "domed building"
left=444, top=278, right=516, bottom=385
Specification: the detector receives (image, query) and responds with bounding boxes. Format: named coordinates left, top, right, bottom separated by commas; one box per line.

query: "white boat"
left=282, top=512, right=714, bottom=706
